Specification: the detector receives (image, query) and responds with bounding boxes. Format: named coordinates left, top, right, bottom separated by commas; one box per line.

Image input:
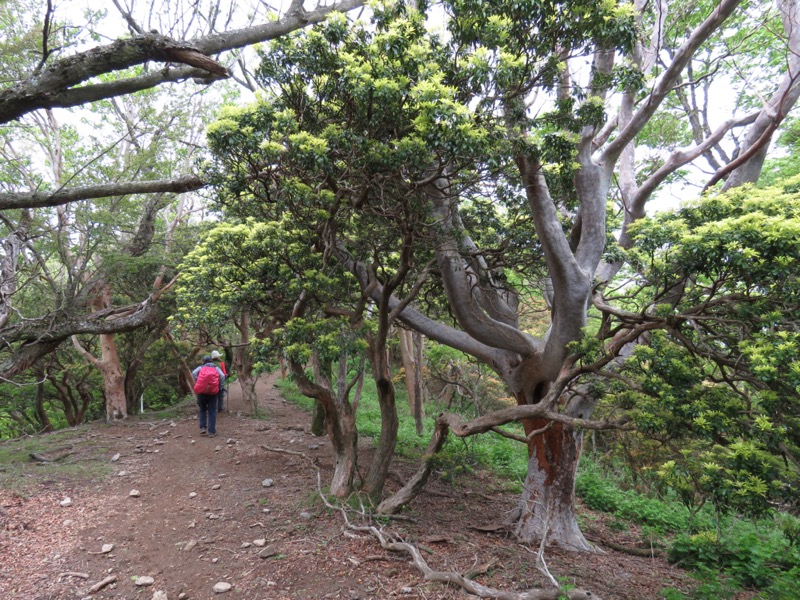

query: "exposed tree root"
left=586, top=536, right=663, bottom=558
left=333, top=503, right=599, bottom=599
left=264, top=440, right=602, bottom=600
left=87, top=575, right=117, bottom=593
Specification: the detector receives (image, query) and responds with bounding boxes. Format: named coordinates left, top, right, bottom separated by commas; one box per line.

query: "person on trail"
left=192, top=355, right=225, bottom=437
left=211, top=350, right=228, bottom=412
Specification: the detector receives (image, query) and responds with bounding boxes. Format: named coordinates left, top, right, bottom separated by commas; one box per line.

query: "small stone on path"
left=211, top=484, right=221, bottom=490
left=213, top=582, right=232, bottom=593
left=299, top=511, right=312, bottom=520
left=252, top=539, right=266, bottom=547
left=259, top=545, right=278, bottom=559
left=261, top=479, right=274, bottom=488
left=111, top=453, right=121, bottom=462
left=151, top=591, right=168, bottom=600
left=59, top=497, right=72, bottom=507
left=135, top=575, right=155, bottom=586
left=189, top=492, right=197, bottom=498
left=129, top=489, right=141, bottom=497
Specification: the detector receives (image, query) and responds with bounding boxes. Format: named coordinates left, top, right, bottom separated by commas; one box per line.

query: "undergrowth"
left=275, top=373, right=800, bottom=599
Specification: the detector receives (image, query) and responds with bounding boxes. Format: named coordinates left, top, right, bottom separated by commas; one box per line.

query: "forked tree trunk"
left=328, top=408, right=358, bottom=496
left=511, top=418, right=592, bottom=551
left=290, top=357, right=359, bottom=497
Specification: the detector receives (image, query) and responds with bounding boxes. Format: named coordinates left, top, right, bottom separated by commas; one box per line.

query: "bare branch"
left=0, top=175, right=205, bottom=210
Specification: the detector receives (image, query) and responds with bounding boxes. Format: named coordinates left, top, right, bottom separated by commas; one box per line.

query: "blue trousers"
left=196, top=393, right=218, bottom=434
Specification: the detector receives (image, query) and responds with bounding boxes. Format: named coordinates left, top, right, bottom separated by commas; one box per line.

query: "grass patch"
left=0, top=427, right=114, bottom=491
left=576, top=457, right=704, bottom=533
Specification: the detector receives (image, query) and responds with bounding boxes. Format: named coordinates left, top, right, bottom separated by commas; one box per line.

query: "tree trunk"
left=511, top=418, right=593, bottom=552
left=232, top=309, right=258, bottom=413
left=163, top=330, right=196, bottom=396
left=363, top=338, right=399, bottom=496
left=97, top=333, right=127, bottom=420
left=311, top=399, right=327, bottom=436
left=377, top=419, right=449, bottom=514
left=34, top=382, right=53, bottom=433
left=290, top=356, right=359, bottom=497
left=232, top=347, right=257, bottom=414
left=328, top=407, right=358, bottom=496
left=312, top=352, right=332, bottom=434
left=399, top=328, right=425, bottom=435
left=124, top=361, right=141, bottom=414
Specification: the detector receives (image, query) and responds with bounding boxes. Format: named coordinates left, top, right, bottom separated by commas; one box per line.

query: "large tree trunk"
left=511, top=418, right=592, bottom=551
left=98, top=333, right=127, bottom=420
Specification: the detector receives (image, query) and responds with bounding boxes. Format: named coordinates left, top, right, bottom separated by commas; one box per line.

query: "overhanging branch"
left=0, top=175, right=205, bottom=209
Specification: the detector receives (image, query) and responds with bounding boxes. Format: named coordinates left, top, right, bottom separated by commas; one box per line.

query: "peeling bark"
left=512, top=420, right=593, bottom=551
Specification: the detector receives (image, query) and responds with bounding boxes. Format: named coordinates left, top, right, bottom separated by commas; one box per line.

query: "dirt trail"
left=1, top=374, right=699, bottom=600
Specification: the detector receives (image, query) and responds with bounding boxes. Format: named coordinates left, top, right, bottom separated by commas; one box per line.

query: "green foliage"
left=576, top=458, right=696, bottom=533
left=667, top=520, right=800, bottom=592
left=579, top=458, right=800, bottom=597
left=595, top=181, right=800, bottom=518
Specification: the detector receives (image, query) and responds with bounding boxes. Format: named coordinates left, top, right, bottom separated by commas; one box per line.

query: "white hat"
left=211, top=350, right=222, bottom=359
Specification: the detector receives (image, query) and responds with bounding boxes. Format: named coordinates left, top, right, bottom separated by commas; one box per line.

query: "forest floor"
left=0, top=373, right=730, bottom=600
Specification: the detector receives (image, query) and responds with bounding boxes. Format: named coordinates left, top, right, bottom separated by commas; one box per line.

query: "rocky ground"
left=0, top=373, right=709, bottom=600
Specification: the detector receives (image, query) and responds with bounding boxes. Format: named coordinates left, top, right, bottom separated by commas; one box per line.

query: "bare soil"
left=1, top=373, right=709, bottom=600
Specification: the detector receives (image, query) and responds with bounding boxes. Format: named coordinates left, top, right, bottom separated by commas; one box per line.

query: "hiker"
left=192, top=355, right=225, bottom=437
left=211, top=350, right=228, bottom=412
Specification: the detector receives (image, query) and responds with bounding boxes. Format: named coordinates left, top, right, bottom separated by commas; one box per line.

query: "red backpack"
left=194, top=365, right=220, bottom=395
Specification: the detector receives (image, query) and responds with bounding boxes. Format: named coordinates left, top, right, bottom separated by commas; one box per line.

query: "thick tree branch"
left=602, top=0, right=744, bottom=166
left=0, top=0, right=366, bottom=124
left=0, top=175, right=205, bottom=210
left=0, top=297, right=160, bottom=379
